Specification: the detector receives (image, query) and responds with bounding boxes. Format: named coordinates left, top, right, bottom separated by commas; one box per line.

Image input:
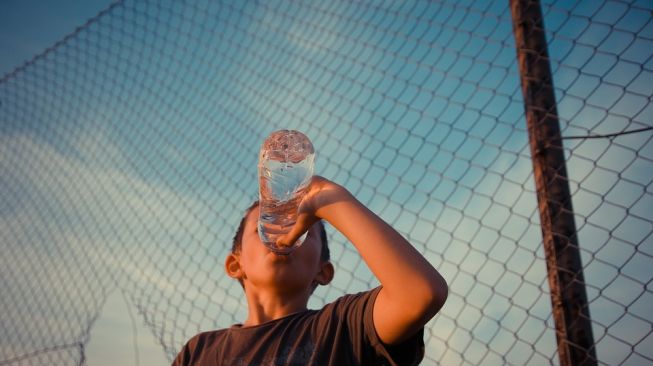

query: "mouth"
left=267, top=251, right=294, bottom=264
left=269, top=249, right=293, bottom=258
left=270, top=248, right=292, bottom=256
left=264, top=242, right=295, bottom=256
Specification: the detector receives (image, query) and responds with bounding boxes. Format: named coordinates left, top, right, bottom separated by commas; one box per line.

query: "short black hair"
left=231, top=200, right=330, bottom=262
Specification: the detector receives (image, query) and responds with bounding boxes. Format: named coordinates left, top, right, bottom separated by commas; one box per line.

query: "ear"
left=314, top=261, right=334, bottom=286
left=225, top=253, right=244, bottom=280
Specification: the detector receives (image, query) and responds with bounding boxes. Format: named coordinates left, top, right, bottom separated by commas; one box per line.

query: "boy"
left=173, top=176, right=448, bottom=365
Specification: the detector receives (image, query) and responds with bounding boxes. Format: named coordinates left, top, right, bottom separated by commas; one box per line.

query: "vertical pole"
left=509, top=1, right=597, bottom=365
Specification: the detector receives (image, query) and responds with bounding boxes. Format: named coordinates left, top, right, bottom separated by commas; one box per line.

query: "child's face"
left=235, top=206, right=328, bottom=293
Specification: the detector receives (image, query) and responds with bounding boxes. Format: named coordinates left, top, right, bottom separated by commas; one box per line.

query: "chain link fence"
left=0, top=0, right=651, bottom=365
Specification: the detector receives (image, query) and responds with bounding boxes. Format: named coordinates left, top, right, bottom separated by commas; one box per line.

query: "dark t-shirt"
left=172, top=287, right=424, bottom=365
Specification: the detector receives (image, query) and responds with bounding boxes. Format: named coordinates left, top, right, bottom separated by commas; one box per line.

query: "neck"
left=241, top=285, right=312, bottom=326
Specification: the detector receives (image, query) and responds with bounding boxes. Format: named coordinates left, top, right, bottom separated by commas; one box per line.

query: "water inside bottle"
left=258, top=130, right=315, bottom=253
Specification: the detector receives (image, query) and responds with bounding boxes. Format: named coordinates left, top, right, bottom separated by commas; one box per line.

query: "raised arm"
left=279, top=176, right=448, bottom=345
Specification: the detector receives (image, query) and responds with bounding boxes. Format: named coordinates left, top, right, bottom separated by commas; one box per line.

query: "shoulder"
left=321, top=287, right=382, bottom=317
left=172, top=329, right=229, bottom=366
left=186, top=328, right=229, bottom=348
left=312, top=287, right=381, bottom=346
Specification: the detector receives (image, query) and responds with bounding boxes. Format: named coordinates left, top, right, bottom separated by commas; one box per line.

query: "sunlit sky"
left=1, top=0, right=651, bottom=365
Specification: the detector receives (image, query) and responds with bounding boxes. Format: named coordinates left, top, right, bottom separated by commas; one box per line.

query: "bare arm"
left=279, top=176, right=448, bottom=345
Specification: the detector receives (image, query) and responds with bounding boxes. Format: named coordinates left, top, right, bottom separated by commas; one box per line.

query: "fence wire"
left=0, top=0, right=651, bottom=365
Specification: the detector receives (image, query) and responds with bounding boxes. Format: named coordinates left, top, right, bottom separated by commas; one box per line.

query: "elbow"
left=425, top=276, right=448, bottom=318
left=403, top=276, right=448, bottom=323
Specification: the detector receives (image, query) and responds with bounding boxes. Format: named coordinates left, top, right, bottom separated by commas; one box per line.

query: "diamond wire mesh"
left=0, top=0, right=651, bottom=365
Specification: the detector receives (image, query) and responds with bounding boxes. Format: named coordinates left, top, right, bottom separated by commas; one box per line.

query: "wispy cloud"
left=0, top=130, right=233, bottom=361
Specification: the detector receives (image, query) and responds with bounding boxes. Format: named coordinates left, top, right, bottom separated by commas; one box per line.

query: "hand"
left=275, top=176, right=349, bottom=247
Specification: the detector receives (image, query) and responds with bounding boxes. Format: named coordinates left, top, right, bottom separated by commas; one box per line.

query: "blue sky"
left=1, top=1, right=651, bottom=365
left=0, top=0, right=114, bottom=76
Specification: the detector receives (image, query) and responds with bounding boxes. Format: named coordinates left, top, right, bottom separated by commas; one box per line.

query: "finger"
left=276, top=212, right=316, bottom=247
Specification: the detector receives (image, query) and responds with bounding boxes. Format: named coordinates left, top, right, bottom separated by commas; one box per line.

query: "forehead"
left=243, top=206, right=259, bottom=229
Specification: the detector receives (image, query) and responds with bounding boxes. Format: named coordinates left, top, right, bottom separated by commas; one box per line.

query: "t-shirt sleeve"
left=171, top=338, right=193, bottom=366
left=338, top=286, right=425, bottom=366
left=170, top=331, right=215, bottom=366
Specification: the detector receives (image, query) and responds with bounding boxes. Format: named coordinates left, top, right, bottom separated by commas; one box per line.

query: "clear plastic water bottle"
left=258, top=130, right=315, bottom=254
